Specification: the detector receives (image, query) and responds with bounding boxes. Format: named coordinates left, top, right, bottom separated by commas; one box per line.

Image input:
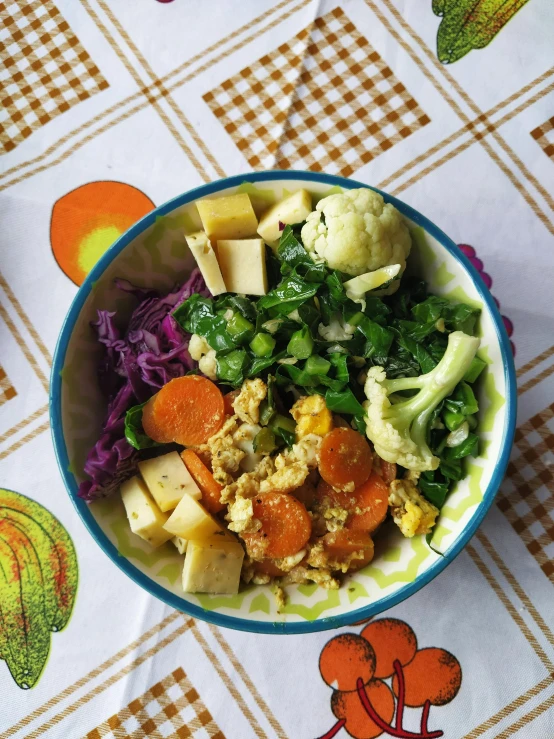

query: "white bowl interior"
left=58, top=176, right=510, bottom=628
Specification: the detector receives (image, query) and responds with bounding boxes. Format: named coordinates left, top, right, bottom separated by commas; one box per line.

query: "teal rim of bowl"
left=50, top=169, right=517, bottom=634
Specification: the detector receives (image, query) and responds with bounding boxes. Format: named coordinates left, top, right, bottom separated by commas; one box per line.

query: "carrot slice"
left=319, top=427, right=372, bottom=491
left=346, top=473, right=389, bottom=533
left=317, top=473, right=389, bottom=534
left=142, top=375, right=225, bottom=446
left=253, top=560, right=287, bottom=578
left=181, top=449, right=224, bottom=514
left=223, top=389, right=240, bottom=417
left=323, top=530, right=374, bottom=571
left=378, top=459, right=397, bottom=484
left=291, top=480, right=316, bottom=509
left=242, top=492, right=311, bottom=559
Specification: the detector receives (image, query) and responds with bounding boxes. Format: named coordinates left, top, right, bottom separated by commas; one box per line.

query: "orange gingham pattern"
left=497, top=402, right=554, bottom=579
left=0, top=0, right=108, bottom=154
left=530, top=116, right=554, bottom=161
left=0, top=364, right=16, bottom=406
left=203, top=7, right=430, bottom=177
left=87, top=667, right=225, bottom=739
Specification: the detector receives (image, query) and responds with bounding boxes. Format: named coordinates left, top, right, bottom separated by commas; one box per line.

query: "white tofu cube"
left=172, top=536, right=188, bottom=554
left=182, top=535, right=245, bottom=594
left=216, top=238, right=268, bottom=296
left=185, top=231, right=227, bottom=296
left=138, top=452, right=201, bottom=512
left=257, top=189, right=312, bottom=245
left=163, top=494, right=224, bottom=540
left=120, top=476, right=172, bottom=548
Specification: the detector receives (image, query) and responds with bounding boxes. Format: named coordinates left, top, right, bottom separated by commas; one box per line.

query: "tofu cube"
left=257, top=189, right=312, bottom=246
left=196, top=194, right=258, bottom=241
left=120, top=476, right=172, bottom=548
left=185, top=231, right=227, bottom=296
left=182, top=535, right=245, bottom=594
left=163, top=494, right=224, bottom=540
left=138, top=452, right=201, bottom=512
left=217, top=238, right=268, bottom=296
left=172, top=536, right=188, bottom=554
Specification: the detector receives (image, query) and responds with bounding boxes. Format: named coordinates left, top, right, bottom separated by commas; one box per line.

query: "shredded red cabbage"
left=77, top=268, right=209, bottom=502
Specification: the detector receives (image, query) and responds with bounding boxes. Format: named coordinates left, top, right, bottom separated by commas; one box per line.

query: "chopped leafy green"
left=124, top=402, right=162, bottom=450
left=277, top=225, right=312, bottom=271
left=325, top=388, right=365, bottom=416
left=443, top=432, right=478, bottom=460
left=288, top=326, right=314, bottom=359
left=257, top=274, right=318, bottom=315
left=464, top=356, right=487, bottom=383
left=444, top=382, right=479, bottom=416
left=419, top=471, right=450, bottom=509
left=216, top=349, right=249, bottom=386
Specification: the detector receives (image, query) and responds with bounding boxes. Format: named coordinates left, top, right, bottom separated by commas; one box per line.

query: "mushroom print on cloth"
left=317, top=619, right=462, bottom=739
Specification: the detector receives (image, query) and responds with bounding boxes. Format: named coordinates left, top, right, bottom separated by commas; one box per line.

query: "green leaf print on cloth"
left=0, top=489, right=78, bottom=689
left=433, top=0, right=532, bottom=63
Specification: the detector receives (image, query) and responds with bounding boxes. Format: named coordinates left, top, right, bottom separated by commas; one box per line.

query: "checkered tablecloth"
left=1, top=1, right=553, bottom=738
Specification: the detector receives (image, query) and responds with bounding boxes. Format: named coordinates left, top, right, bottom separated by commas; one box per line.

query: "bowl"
left=50, top=171, right=516, bottom=634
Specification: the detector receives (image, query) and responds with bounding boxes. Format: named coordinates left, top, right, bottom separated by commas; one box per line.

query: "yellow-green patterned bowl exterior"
left=50, top=172, right=516, bottom=634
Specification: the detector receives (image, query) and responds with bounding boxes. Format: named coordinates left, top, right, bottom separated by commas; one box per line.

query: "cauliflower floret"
left=389, top=478, right=439, bottom=537
left=363, top=332, right=480, bottom=471
left=301, top=189, right=411, bottom=284
left=363, top=367, right=429, bottom=471
left=291, top=395, right=333, bottom=439
left=318, top=316, right=356, bottom=342
left=233, top=378, right=267, bottom=424
left=189, top=333, right=217, bottom=380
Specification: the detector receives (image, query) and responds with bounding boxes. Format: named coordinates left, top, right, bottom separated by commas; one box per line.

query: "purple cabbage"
left=78, top=268, right=209, bottom=502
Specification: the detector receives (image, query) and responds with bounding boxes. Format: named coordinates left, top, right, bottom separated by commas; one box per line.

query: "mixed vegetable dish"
left=79, top=186, right=485, bottom=600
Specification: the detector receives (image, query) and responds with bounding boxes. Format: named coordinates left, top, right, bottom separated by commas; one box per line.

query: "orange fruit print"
left=50, top=181, right=155, bottom=285
left=316, top=618, right=462, bottom=739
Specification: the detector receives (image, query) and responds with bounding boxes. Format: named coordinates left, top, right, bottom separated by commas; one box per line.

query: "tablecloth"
left=1, top=0, right=553, bottom=737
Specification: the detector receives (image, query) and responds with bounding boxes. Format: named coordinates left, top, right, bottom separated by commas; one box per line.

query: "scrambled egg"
left=306, top=541, right=366, bottom=574
left=260, top=435, right=322, bottom=494
left=282, top=565, right=340, bottom=589
left=233, top=378, right=267, bottom=424
left=291, top=395, right=333, bottom=439
left=232, top=423, right=263, bottom=472
left=203, top=416, right=245, bottom=486
left=225, top=496, right=261, bottom=534
left=388, top=478, right=439, bottom=537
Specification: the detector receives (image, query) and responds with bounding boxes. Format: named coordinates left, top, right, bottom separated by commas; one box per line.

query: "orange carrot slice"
left=323, top=530, right=374, bottom=571
left=253, top=560, right=287, bottom=578
left=223, top=389, right=240, bottom=416
left=317, top=473, right=388, bottom=534
left=181, top=449, right=224, bottom=514
left=378, top=460, right=397, bottom=484
left=142, top=375, right=225, bottom=446
left=242, top=492, right=311, bottom=559
left=291, top=480, right=316, bottom=509
left=346, top=473, right=389, bottom=533
left=319, top=427, right=372, bottom=491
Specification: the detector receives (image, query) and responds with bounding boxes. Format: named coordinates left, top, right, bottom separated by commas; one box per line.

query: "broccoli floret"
left=363, top=331, right=480, bottom=471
